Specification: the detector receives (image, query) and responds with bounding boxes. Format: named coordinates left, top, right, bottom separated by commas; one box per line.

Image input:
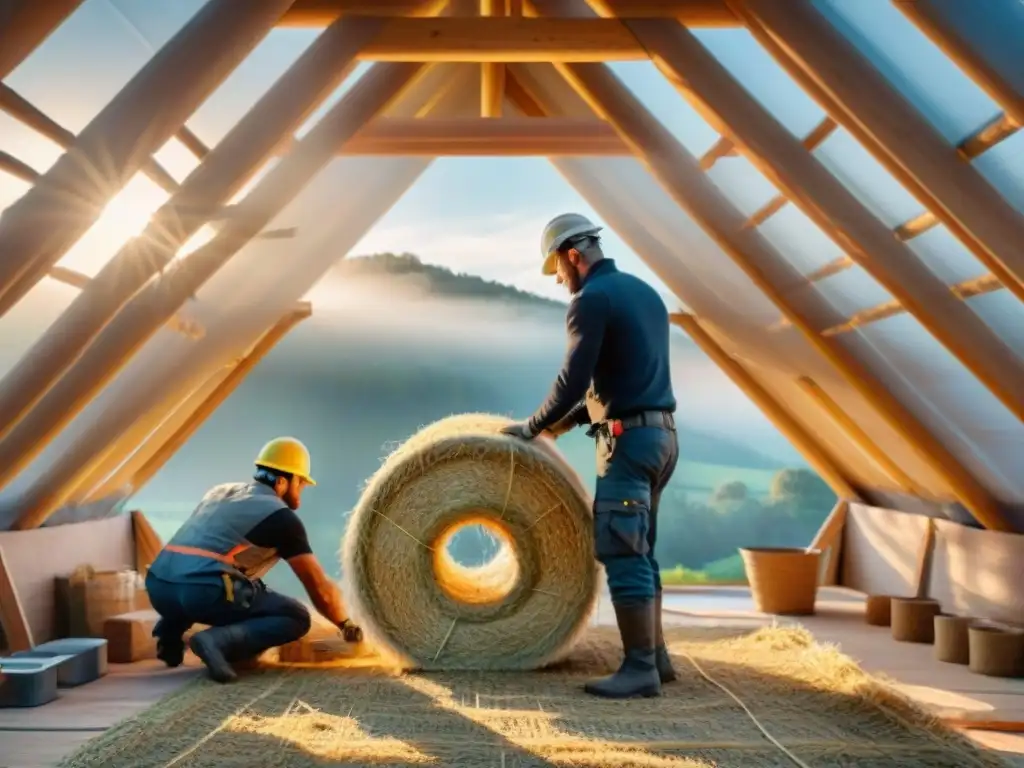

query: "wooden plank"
left=279, top=0, right=739, bottom=26
left=354, top=18, right=648, bottom=61
left=130, top=511, right=164, bottom=576
left=0, top=545, right=34, bottom=651
left=808, top=500, right=848, bottom=587
left=914, top=517, right=937, bottom=600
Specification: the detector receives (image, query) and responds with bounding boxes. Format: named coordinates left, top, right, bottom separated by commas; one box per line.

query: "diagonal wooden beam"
left=629, top=19, right=1024, bottom=423
left=894, top=0, right=1024, bottom=127
left=741, top=116, right=837, bottom=227
left=0, top=0, right=295, bottom=319
left=46, top=266, right=204, bottom=339
left=728, top=0, right=1024, bottom=306
left=0, top=0, right=84, bottom=80
left=89, top=306, right=312, bottom=502
left=0, top=16, right=379, bottom=448
left=672, top=313, right=859, bottom=500
left=26, top=66, right=470, bottom=531
left=9, top=61, right=436, bottom=530
left=797, top=376, right=924, bottom=496
left=0, top=83, right=180, bottom=195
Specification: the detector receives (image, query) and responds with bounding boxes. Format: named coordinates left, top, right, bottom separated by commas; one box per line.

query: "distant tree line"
left=447, top=467, right=836, bottom=578
left=655, top=467, right=836, bottom=573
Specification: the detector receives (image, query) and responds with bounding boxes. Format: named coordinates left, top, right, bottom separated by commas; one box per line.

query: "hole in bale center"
left=431, top=516, right=521, bottom=606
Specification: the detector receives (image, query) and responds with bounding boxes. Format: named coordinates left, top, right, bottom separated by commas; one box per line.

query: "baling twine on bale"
left=340, top=413, right=600, bottom=671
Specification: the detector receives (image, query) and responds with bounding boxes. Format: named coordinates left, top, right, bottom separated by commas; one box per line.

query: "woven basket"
left=740, top=547, right=821, bottom=615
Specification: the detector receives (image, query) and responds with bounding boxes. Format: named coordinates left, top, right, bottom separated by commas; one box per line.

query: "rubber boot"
left=584, top=601, right=661, bottom=699
left=654, top=592, right=678, bottom=683
left=152, top=620, right=185, bottom=668
left=188, top=625, right=250, bottom=684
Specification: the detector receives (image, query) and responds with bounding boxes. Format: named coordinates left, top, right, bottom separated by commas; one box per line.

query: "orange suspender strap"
left=163, top=543, right=248, bottom=602
left=163, top=543, right=247, bottom=566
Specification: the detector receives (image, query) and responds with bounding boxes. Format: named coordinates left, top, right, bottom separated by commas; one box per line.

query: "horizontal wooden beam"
left=274, top=116, right=629, bottom=154
left=279, top=0, right=738, bottom=25
left=344, top=18, right=648, bottom=61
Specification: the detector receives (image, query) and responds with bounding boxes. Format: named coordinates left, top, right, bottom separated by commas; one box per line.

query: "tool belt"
left=586, top=410, right=675, bottom=439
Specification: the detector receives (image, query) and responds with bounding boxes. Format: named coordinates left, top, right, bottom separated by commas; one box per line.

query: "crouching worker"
left=145, top=437, right=362, bottom=683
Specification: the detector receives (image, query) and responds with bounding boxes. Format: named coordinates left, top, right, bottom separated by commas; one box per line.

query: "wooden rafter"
left=894, top=0, right=1024, bottom=127
left=671, top=314, right=859, bottom=500
left=728, top=0, right=1024, bottom=306
left=0, top=83, right=180, bottom=195
left=90, top=305, right=312, bottom=502
left=0, top=0, right=84, bottom=81
left=508, top=9, right=1010, bottom=529
left=9, top=61, right=447, bottom=531
left=631, top=19, right=1024, bottom=423
left=0, top=0, right=297, bottom=320
left=797, top=376, right=924, bottom=496
left=740, top=116, right=837, bottom=227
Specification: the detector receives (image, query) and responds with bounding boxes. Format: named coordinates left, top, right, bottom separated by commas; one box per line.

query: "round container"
left=739, top=547, right=821, bottom=616
left=891, top=597, right=941, bottom=644
left=934, top=614, right=972, bottom=664
left=865, top=594, right=897, bottom=626
left=968, top=624, right=1024, bottom=678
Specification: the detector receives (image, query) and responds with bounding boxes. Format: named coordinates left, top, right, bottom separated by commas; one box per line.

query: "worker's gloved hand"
left=339, top=618, right=363, bottom=643
left=501, top=421, right=536, bottom=441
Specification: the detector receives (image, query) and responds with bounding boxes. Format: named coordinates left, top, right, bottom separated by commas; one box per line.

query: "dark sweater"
left=527, top=259, right=676, bottom=435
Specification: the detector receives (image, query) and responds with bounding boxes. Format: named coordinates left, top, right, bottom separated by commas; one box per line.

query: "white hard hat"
left=540, top=213, right=603, bottom=275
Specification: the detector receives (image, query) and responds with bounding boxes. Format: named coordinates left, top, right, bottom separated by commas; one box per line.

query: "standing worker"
left=502, top=213, right=679, bottom=699
left=145, top=437, right=363, bottom=684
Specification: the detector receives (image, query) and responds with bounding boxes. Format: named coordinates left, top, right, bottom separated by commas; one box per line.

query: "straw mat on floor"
left=59, top=625, right=1007, bottom=768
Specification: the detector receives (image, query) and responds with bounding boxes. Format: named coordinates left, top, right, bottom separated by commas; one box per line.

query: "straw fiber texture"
left=58, top=625, right=1007, bottom=768
left=340, top=413, right=599, bottom=672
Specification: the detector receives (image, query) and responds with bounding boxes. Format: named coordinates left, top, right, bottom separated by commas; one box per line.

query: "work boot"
left=152, top=620, right=185, bottom=668
left=188, top=625, right=250, bottom=684
left=584, top=601, right=661, bottom=699
left=654, top=592, right=678, bottom=683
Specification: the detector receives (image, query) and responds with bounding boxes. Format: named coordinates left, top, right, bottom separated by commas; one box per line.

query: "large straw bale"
left=340, top=413, right=599, bottom=671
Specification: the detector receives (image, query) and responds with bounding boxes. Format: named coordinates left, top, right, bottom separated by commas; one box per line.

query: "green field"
left=661, top=553, right=748, bottom=585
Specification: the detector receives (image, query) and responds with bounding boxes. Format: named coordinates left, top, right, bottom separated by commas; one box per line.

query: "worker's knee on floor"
left=593, top=497, right=651, bottom=562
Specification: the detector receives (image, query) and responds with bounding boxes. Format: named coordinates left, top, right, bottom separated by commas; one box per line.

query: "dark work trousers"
left=593, top=424, right=679, bottom=606
left=145, top=571, right=311, bottom=660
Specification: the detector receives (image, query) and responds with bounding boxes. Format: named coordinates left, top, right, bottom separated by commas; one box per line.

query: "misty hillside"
left=0, top=252, right=818, bottom=593
left=116, top=252, right=810, bottom=594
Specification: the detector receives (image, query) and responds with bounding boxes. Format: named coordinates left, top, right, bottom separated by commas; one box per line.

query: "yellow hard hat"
left=254, top=437, right=316, bottom=486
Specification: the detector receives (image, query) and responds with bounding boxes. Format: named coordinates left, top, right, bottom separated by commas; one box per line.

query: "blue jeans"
left=145, top=572, right=311, bottom=658
left=593, top=424, right=679, bottom=605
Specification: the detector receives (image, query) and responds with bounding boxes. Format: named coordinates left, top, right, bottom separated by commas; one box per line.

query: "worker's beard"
left=283, top=482, right=303, bottom=510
